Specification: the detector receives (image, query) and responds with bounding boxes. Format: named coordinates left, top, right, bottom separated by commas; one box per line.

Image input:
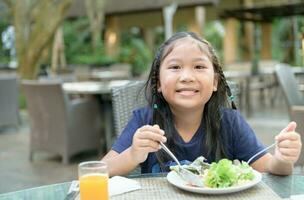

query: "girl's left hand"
left=274, top=121, right=302, bottom=164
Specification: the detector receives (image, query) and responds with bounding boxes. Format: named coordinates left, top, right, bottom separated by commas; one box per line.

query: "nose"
left=179, top=68, right=195, bottom=82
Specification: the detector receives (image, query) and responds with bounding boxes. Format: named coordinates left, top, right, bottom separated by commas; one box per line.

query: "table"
left=62, top=80, right=130, bottom=95
left=89, top=63, right=132, bottom=81
left=90, top=71, right=131, bottom=81
left=293, top=67, right=304, bottom=91
left=224, top=71, right=252, bottom=116
left=63, top=80, right=130, bottom=150
left=0, top=173, right=303, bottom=200
left=224, top=70, right=277, bottom=117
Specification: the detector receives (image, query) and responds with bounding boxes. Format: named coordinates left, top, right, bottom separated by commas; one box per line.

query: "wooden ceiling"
left=221, top=2, right=304, bottom=22
left=67, top=0, right=218, bottom=18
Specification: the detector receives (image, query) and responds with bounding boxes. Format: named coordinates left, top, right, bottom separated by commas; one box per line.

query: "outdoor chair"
left=275, top=63, right=304, bottom=166
left=227, top=80, right=240, bottom=107
left=0, top=74, right=20, bottom=128
left=111, top=80, right=147, bottom=175
left=112, top=80, right=147, bottom=137
left=22, top=80, right=102, bottom=164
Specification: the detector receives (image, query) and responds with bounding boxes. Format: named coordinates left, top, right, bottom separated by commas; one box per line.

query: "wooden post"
left=261, top=22, right=272, bottom=60
left=163, top=2, right=177, bottom=40
left=223, top=18, right=238, bottom=64
left=188, top=6, right=205, bottom=36
left=143, top=28, right=155, bottom=52
left=105, top=16, right=120, bottom=57
left=51, top=27, right=67, bottom=74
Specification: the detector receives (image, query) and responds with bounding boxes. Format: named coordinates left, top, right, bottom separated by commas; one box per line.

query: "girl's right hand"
left=130, top=124, right=167, bottom=164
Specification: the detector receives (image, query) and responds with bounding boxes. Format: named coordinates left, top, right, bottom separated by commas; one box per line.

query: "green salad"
left=170, top=157, right=255, bottom=188
left=204, top=159, right=255, bottom=188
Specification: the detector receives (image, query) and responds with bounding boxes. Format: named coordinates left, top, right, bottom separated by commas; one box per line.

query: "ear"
left=157, top=81, right=162, bottom=92
left=213, top=74, right=218, bottom=91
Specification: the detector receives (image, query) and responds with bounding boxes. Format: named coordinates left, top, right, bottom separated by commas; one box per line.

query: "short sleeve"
left=230, top=111, right=266, bottom=163
left=111, top=107, right=151, bottom=153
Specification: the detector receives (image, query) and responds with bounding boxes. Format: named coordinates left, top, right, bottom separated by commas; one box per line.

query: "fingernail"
left=162, top=137, right=167, bottom=143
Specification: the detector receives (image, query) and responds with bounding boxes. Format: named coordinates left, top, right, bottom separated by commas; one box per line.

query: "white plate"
left=167, top=170, right=262, bottom=194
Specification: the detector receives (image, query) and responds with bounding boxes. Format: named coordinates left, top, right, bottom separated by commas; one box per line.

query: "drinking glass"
left=78, top=161, right=109, bottom=200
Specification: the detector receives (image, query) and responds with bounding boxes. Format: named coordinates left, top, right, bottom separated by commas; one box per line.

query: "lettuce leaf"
left=204, top=159, right=254, bottom=188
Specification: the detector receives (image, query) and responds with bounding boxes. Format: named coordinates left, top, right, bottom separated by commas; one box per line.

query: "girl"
left=102, top=32, right=302, bottom=176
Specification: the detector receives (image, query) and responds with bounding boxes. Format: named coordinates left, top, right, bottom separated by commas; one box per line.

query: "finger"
left=276, top=131, right=300, bottom=142
left=137, top=130, right=167, bottom=143
left=137, top=139, right=161, bottom=149
left=275, top=121, right=297, bottom=140
left=140, top=125, right=165, bottom=136
left=146, top=146, right=160, bottom=153
left=283, top=121, right=297, bottom=133
left=279, top=154, right=297, bottom=163
left=278, top=139, right=301, bottom=148
left=138, top=146, right=160, bottom=153
left=279, top=147, right=300, bottom=157
left=153, top=124, right=160, bottom=129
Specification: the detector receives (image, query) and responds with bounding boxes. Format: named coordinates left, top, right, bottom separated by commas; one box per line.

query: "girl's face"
left=158, top=37, right=218, bottom=112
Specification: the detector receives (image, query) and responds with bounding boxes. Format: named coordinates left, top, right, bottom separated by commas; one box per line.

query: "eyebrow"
left=166, top=57, right=209, bottom=62
left=192, top=57, right=209, bottom=62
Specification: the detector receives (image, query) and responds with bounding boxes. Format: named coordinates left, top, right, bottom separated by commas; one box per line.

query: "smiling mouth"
left=176, top=89, right=199, bottom=93
left=176, top=89, right=199, bottom=96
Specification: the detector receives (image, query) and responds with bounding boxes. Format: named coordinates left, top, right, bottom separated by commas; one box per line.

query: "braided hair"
left=144, top=32, right=236, bottom=169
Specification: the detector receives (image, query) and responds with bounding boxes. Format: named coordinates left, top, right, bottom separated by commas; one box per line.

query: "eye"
left=195, top=65, right=206, bottom=69
left=168, top=65, right=180, bottom=70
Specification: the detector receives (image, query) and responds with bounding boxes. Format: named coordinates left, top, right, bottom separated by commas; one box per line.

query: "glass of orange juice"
left=78, top=161, right=109, bottom=200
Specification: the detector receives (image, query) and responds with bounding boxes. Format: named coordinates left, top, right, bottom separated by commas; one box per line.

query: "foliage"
left=272, top=18, right=291, bottom=63
left=153, top=26, right=165, bottom=52
left=0, top=21, right=10, bottom=64
left=63, top=18, right=115, bottom=67
left=176, top=24, right=188, bottom=32
left=272, top=17, right=304, bottom=66
left=85, top=0, right=106, bottom=51
left=203, top=21, right=224, bottom=62
left=4, top=0, right=73, bottom=79
left=19, top=92, right=26, bottom=109
left=119, top=32, right=152, bottom=76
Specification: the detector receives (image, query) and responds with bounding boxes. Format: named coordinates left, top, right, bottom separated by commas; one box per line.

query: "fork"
left=64, top=181, right=79, bottom=200
left=247, top=127, right=288, bottom=164
left=247, top=141, right=277, bottom=164
left=159, top=142, right=181, bottom=166
left=160, top=142, right=204, bottom=187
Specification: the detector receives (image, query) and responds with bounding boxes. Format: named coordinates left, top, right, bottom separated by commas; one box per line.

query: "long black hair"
left=144, top=32, right=236, bottom=170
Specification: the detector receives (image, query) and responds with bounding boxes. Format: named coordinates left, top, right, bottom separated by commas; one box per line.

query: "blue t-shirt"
left=112, top=107, right=266, bottom=173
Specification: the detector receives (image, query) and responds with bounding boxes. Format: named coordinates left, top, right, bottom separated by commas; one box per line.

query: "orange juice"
left=79, top=173, right=109, bottom=200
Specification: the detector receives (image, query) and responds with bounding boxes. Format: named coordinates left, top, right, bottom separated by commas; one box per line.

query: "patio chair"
left=227, top=80, right=240, bottom=107
left=111, top=80, right=147, bottom=174
left=22, top=80, right=102, bottom=164
left=0, top=74, right=20, bottom=128
left=112, top=80, right=147, bottom=137
left=275, top=63, right=304, bottom=166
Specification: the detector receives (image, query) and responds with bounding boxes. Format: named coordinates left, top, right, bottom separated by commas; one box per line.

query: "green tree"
left=85, top=0, right=106, bottom=52
left=63, top=18, right=114, bottom=66
left=2, top=0, right=73, bottom=79
left=119, top=32, right=152, bottom=76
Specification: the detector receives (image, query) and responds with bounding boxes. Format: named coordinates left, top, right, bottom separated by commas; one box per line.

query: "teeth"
left=177, top=89, right=197, bottom=92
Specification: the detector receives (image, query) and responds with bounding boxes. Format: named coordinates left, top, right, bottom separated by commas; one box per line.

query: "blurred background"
left=0, top=0, right=303, bottom=194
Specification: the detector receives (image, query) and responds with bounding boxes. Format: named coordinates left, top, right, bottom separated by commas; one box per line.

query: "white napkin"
left=289, top=194, right=304, bottom=200
left=72, top=176, right=141, bottom=199
left=109, top=176, right=141, bottom=196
